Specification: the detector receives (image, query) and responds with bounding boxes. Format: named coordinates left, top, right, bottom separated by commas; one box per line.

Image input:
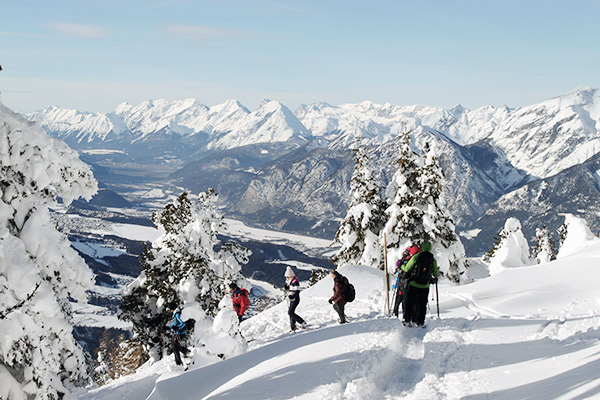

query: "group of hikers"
left=392, top=240, right=440, bottom=327
left=166, top=240, right=439, bottom=365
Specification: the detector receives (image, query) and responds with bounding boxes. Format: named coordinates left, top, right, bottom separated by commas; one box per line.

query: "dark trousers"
left=333, top=302, right=346, bottom=323
left=288, top=298, right=305, bottom=330
left=392, top=278, right=406, bottom=317
left=172, top=335, right=188, bottom=366
left=392, top=288, right=403, bottom=317
left=403, top=285, right=430, bottom=326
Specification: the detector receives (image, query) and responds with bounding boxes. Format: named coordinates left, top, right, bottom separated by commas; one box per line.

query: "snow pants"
left=172, top=335, right=188, bottom=366
left=333, top=302, right=346, bottom=324
left=403, top=285, right=429, bottom=326
left=288, top=298, right=305, bottom=330
left=392, top=278, right=406, bottom=317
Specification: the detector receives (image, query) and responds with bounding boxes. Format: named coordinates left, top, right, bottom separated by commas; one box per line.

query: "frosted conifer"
left=484, top=217, right=532, bottom=275
left=119, top=190, right=249, bottom=364
left=0, top=105, right=98, bottom=400
left=532, top=225, right=557, bottom=263
left=557, top=218, right=568, bottom=248
left=331, top=145, right=385, bottom=268
left=417, top=141, right=467, bottom=282
left=380, top=130, right=423, bottom=266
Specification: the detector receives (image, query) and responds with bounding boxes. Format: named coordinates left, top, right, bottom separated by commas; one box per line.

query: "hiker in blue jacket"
left=167, top=307, right=190, bottom=365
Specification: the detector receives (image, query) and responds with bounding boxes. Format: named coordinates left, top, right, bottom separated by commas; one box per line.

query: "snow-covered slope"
left=80, top=234, right=600, bottom=400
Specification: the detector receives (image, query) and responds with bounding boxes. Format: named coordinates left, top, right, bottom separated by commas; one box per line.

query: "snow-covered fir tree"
left=557, top=217, right=568, bottom=249
left=484, top=217, right=533, bottom=275
left=380, top=130, right=424, bottom=267
left=119, top=190, right=249, bottom=367
left=556, top=213, right=599, bottom=259
left=0, top=104, right=98, bottom=399
left=308, top=268, right=329, bottom=286
left=482, top=231, right=507, bottom=264
left=532, top=225, right=557, bottom=264
left=331, top=145, right=385, bottom=268
left=417, top=141, right=467, bottom=282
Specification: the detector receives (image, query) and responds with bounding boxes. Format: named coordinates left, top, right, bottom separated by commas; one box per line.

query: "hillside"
left=79, top=237, right=600, bottom=399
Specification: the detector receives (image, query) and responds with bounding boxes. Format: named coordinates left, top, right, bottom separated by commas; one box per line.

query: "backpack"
left=342, top=276, right=356, bottom=302
left=412, top=251, right=434, bottom=285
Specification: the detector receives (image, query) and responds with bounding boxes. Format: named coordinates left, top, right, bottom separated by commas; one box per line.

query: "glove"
left=328, top=299, right=333, bottom=304
left=431, top=277, right=438, bottom=284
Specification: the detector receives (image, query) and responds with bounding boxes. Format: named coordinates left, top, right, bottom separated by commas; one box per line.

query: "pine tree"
left=417, top=141, right=467, bottom=283
left=0, top=106, right=98, bottom=399
left=484, top=217, right=532, bottom=275
left=557, top=218, right=568, bottom=248
left=482, top=233, right=507, bottom=263
left=555, top=213, right=599, bottom=258
left=532, top=225, right=557, bottom=264
left=118, top=190, right=248, bottom=363
left=331, top=145, right=385, bottom=268
left=308, top=268, right=329, bottom=286
left=380, top=130, right=424, bottom=264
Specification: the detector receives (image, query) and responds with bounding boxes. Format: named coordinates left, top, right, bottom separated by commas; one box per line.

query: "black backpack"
left=412, top=251, right=434, bottom=285
left=342, top=276, right=356, bottom=302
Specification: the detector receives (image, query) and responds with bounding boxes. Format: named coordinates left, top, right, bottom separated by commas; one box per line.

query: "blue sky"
left=1, top=0, right=599, bottom=113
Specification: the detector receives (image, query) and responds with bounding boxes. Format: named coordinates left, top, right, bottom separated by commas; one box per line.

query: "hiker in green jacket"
left=401, top=241, right=440, bottom=327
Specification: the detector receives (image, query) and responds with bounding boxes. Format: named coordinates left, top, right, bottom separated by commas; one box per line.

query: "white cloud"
left=45, top=22, right=111, bottom=38
left=164, top=25, right=238, bottom=40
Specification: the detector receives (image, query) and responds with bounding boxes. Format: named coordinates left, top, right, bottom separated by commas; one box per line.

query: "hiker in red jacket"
left=328, top=270, right=347, bottom=324
left=229, top=282, right=249, bottom=322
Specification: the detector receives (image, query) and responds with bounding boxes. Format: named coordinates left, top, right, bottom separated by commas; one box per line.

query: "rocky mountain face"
left=28, top=87, right=600, bottom=255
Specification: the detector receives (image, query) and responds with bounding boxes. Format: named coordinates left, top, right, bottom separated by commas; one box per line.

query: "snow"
left=488, top=217, right=533, bottom=275
left=0, top=102, right=97, bottom=399
left=557, top=213, right=600, bottom=258
left=78, top=235, right=600, bottom=400
left=223, top=218, right=335, bottom=257
left=106, top=223, right=163, bottom=242
left=71, top=302, right=132, bottom=330
left=72, top=241, right=126, bottom=258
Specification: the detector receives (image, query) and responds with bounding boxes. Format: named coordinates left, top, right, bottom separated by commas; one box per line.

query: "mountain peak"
left=210, top=99, right=249, bottom=115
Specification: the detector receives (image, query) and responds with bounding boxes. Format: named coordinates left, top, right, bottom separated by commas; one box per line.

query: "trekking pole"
left=390, top=284, right=397, bottom=317
left=435, top=280, right=440, bottom=318
left=383, top=234, right=390, bottom=315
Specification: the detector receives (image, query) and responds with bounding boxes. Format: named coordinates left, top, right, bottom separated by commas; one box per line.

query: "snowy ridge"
left=28, top=87, right=600, bottom=178
left=489, top=86, right=600, bottom=178
left=29, top=98, right=309, bottom=150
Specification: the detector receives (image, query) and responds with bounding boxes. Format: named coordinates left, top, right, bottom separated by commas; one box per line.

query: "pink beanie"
left=284, top=266, right=295, bottom=278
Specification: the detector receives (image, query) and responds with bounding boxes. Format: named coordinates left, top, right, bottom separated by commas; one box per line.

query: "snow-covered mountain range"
left=27, top=86, right=600, bottom=255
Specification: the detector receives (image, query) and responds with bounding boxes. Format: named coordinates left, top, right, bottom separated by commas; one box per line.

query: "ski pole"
left=435, top=280, right=440, bottom=318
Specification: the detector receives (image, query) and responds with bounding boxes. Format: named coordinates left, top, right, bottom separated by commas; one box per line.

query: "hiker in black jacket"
left=284, top=266, right=306, bottom=331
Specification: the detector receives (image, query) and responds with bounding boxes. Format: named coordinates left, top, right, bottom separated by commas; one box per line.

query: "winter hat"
left=229, top=282, right=238, bottom=289
left=284, top=266, right=295, bottom=278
